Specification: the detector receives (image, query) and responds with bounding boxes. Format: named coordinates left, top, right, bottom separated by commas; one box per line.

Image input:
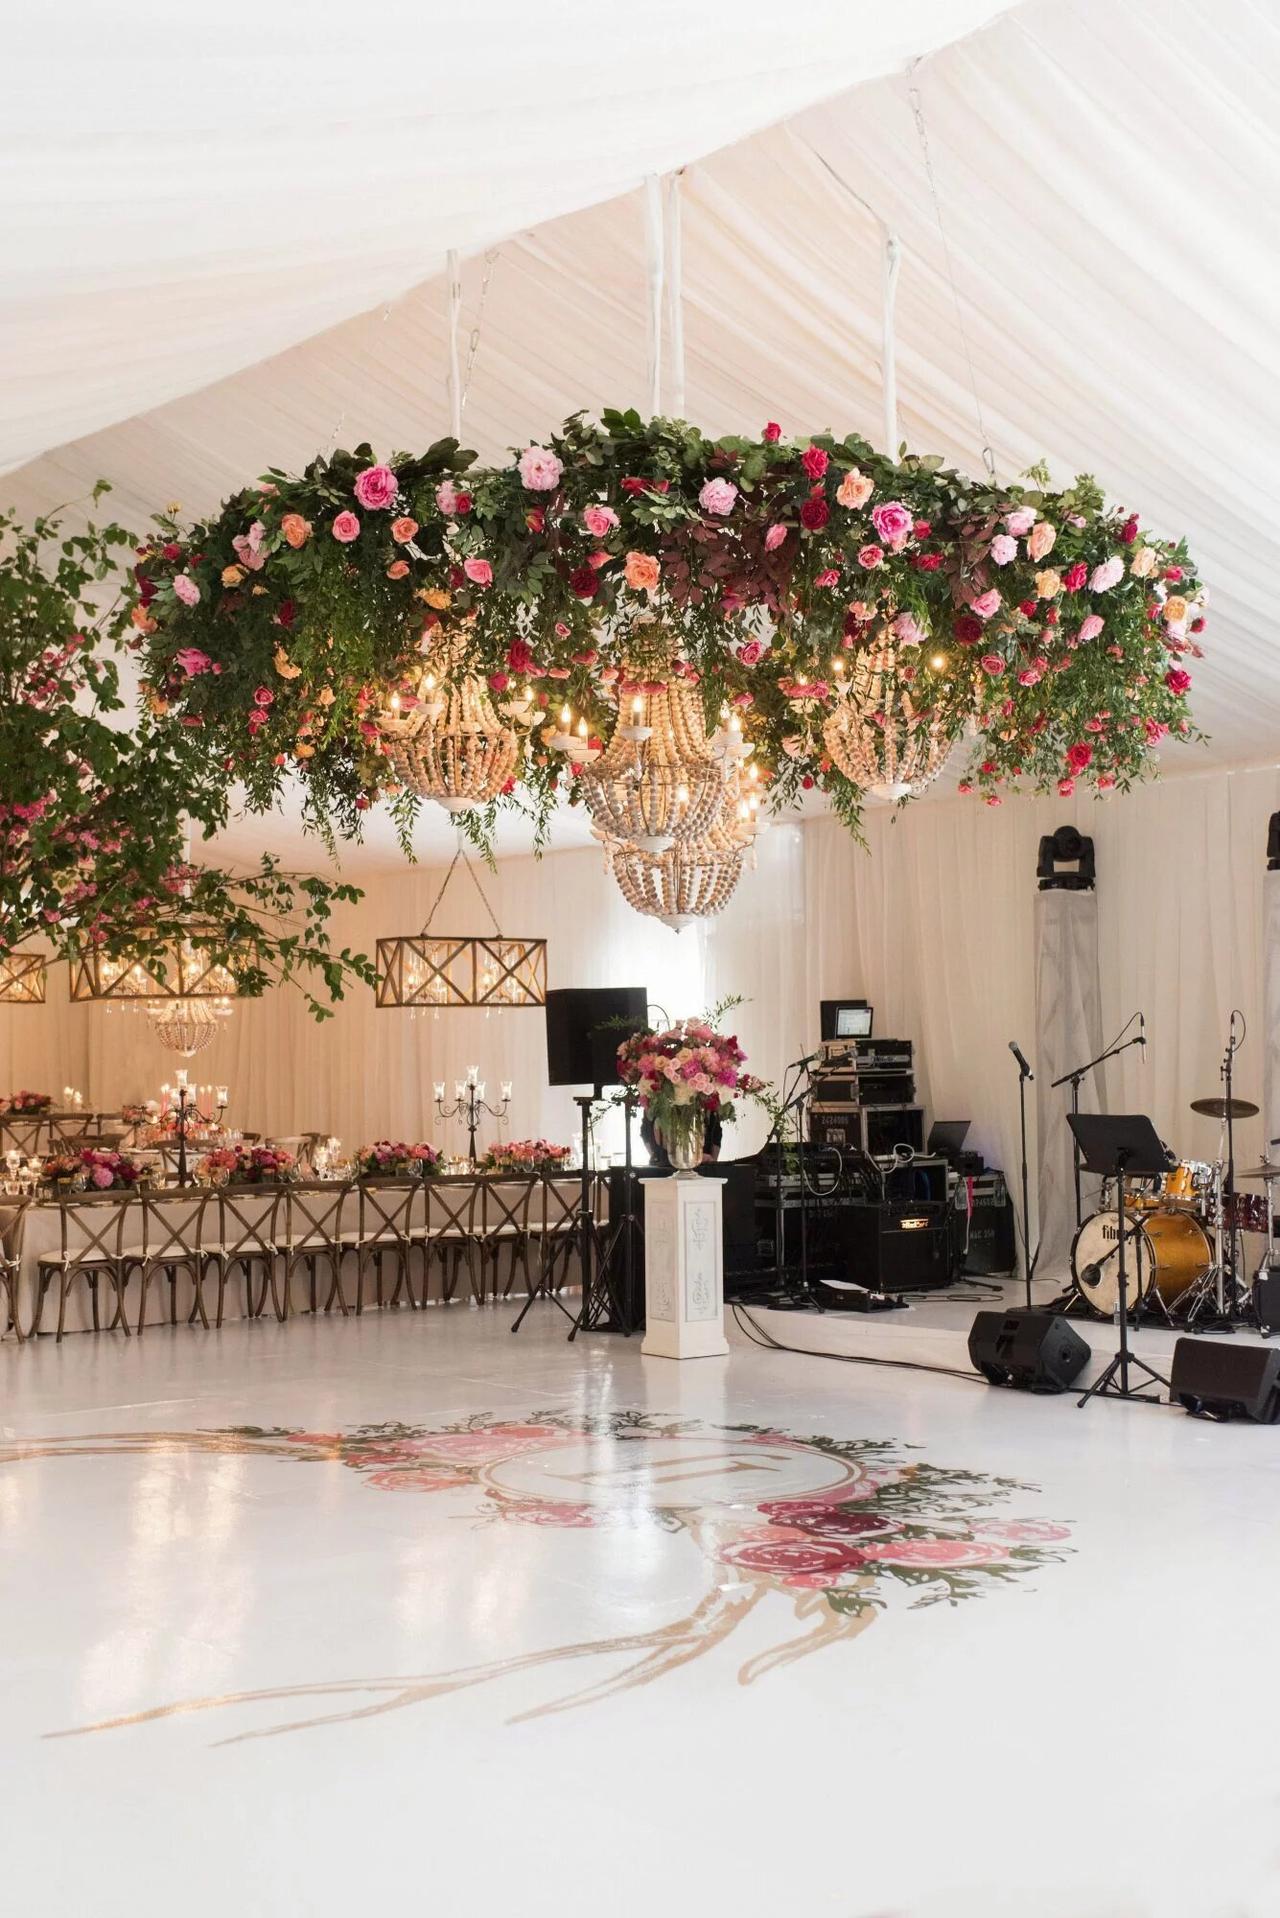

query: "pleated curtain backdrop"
left=1033, top=888, right=1103, bottom=1275
left=1264, top=865, right=1280, bottom=1166
left=3, top=762, right=1279, bottom=1246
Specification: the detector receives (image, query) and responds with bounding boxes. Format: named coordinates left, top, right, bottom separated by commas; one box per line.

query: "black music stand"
left=1068, top=1113, right=1170, bottom=1408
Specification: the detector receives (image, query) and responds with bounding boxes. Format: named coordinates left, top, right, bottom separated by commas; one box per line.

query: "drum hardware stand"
left=1069, top=1114, right=1171, bottom=1408
left=1009, top=1040, right=1035, bottom=1308
left=1052, top=1027, right=1146, bottom=1231
left=759, top=1057, right=823, bottom=1310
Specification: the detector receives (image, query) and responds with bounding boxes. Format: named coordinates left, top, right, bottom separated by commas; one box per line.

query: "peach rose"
left=836, top=468, right=874, bottom=510
left=387, top=560, right=410, bottom=580
left=624, top=550, right=660, bottom=594
left=423, top=588, right=451, bottom=611
left=221, top=564, right=245, bottom=587
left=1034, top=568, right=1062, bottom=599
left=1129, top=546, right=1156, bottom=578
left=1162, top=594, right=1188, bottom=624
left=1028, top=521, right=1056, bottom=562
left=281, top=513, right=312, bottom=549
left=391, top=517, right=418, bottom=545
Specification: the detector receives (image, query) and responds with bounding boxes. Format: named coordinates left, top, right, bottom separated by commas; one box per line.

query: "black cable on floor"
left=731, top=1301, right=986, bottom=1386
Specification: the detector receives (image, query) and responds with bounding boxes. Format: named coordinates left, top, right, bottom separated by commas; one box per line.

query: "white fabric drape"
left=1264, top=867, right=1280, bottom=1167
left=1033, top=889, right=1103, bottom=1275
left=6, top=766, right=1280, bottom=1214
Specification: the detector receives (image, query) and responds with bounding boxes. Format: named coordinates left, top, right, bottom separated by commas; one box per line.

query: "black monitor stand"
left=1067, top=1114, right=1171, bottom=1409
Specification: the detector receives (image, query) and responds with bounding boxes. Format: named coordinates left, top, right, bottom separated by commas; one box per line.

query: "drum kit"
left=1069, top=1091, right=1279, bottom=1329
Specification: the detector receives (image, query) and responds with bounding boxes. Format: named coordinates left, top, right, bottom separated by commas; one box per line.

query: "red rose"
left=953, top=614, right=983, bottom=645
left=135, top=572, right=156, bottom=606
left=275, top=599, right=296, bottom=628
left=1190, top=616, right=1205, bottom=633
left=507, top=639, right=535, bottom=675
left=488, top=672, right=510, bottom=694
left=525, top=508, right=545, bottom=533
left=912, top=519, right=932, bottom=539
left=801, top=445, right=829, bottom=480
left=1044, top=607, right=1059, bottom=625
left=621, top=476, right=670, bottom=494
left=799, top=497, right=830, bottom=531
left=1018, top=598, right=1037, bottom=617
left=762, top=421, right=782, bottom=443
left=1062, top=561, right=1088, bottom=592
left=1119, top=515, right=1139, bottom=544
left=913, top=552, right=942, bottom=572
left=1163, top=566, right=1184, bottom=582
left=569, top=566, right=598, bottom=600
left=162, top=542, right=181, bottom=561
left=454, top=492, right=472, bottom=515
left=801, top=774, right=815, bottom=790
left=1164, top=667, right=1192, bottom=695
left=1065, top=742, right=1093, bottom=773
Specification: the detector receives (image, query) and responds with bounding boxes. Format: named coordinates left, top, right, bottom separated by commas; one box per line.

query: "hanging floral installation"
left=129, top=412, right=1205, bottom=882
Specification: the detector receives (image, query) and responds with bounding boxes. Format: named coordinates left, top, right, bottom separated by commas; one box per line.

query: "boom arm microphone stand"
left=1052, top=1026, right=1147, bottom=1228
left=1009, top=1041, right=1035, bottom=1309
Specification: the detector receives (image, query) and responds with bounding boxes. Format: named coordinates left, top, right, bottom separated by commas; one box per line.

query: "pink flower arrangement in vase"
left=479, top=1139, right=571, bottom=1176
left=196, top=1142, right=296, bottom=1187
left=41, top=1146, right=147, bottom=1191
left=615, top=1017, right=766, bottom=1173
left=6, top=1089, right=53, bottom=1114
left=356, top=1141, right=441, bottom=1180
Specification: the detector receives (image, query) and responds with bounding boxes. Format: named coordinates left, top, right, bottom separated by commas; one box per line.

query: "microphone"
left=1008, top=1040, right=1033, bottom=1081
left=1138, top=1011, right=1146, bottom=1052
left=788, top=1050, right=822, bottom=1071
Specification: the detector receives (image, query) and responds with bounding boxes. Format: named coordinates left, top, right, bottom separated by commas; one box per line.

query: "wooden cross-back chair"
left=279, top=1181, right=355, bottom=1318
left=207, top=1187, right=283, bottom=1327
left=473, top=1177, right=535, bottom=1304
left=127, top=1189, right=212, bottom=1333
left=32, top=1191, right=135, bottom=1342
left=355, top=1180, right=418, bottom=1314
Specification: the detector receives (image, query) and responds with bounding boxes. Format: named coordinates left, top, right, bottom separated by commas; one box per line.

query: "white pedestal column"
left=641, top=1175, right=730, bottom=1360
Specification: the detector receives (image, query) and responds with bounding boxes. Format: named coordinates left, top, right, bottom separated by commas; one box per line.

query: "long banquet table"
left=0, top=1173, right=594, bottom=1339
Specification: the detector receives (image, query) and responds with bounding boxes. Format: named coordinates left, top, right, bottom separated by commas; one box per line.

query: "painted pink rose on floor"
left=971, top=1519, right=1071, bottom=1543
left=366, top=1469, right=467, bottom=1493
left=497, top=1500, right=597, bottom=1528
left=788, top=1510, right=902, bottom=1539
left=858, top=1539, right=1009, bottom=1569
left=401, top=1424, right=567, bottom=1465
left=353, top=464, right=399, bottom=511
left=719, top=1537, right=869, bottom=1579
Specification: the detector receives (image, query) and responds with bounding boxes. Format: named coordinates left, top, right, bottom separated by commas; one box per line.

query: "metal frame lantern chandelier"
left=68, top=937, right=236, bottom=1058
left=822, top=639, right=953, bottom=803
left=376, top=843, right=546, bottom=1012
left=0, top=949, right=48, bottom=1005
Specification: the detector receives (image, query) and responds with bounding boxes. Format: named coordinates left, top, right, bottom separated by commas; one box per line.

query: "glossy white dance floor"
left=3, top=1306, right=1279, bottom=1917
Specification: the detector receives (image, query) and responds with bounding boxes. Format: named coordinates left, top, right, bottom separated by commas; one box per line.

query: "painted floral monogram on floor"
left=5, top=1412, right=1071, bottom=1742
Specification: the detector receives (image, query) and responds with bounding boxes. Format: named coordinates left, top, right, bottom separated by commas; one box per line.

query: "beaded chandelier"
left=148, top=997, right=232, bottom=1058
left=822, top=643, right=952, bottom=802
left=378, top=663, right=524, bottom=812
left=578, top=675, right=724, bottom=852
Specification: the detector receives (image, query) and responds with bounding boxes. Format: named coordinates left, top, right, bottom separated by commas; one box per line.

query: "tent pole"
left=446, top=248, right=463, bottom=442
left=644, top=174, right=665, bottom=417
left=666, top=171, right=686, bottom=419
left=882, top=229, right=901, bottom=458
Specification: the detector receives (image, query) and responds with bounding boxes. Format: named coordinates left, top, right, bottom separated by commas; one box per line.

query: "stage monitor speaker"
left=843, top=1200, right=949, bottom=1292
left=544, top=986, right=648, bottom=1088
left=968, top=1308, right=1090, bottom=1394
left=1169, top=1338, right=1280, bottom=1423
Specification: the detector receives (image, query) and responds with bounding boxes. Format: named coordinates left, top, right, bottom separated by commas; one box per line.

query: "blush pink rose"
left=435, top=480, right=462, bottom=515
left=971, top=588, right=1002, bottom=620
left=391, top=517, right=418, bottom=544
left=353, top=464, right=399, bottom=511
left=837, top=468, right=874, bottom=509
left=175, top=647, right=213, bottom=675
left=463, top=557, right=493, bottom=588
left=91, top=1165, right=114, bottom=1189
left=517, top=445, right=564, bottom=491
left=1005, top=507, right=1036, bottom=537
left=331, top=511, right=361, bottom=543
left=1028, top=521, right=1056, bottom=562
left=891, top=612, right=925, bottom=646
left=858, top=1538, right=1008, bottom=1569
left=1090, top=556, right=1125, bottom=591
left=870, top=500, right=913, bottom=548
left=698, top=476, right=738, bottom=516
left=980, top=653, right=1006, bottom=676
left=172, top=573, right=200, bottom=607
left=1077, top=614, right=1104, bottom=642
left=764, top=523, right=788, bottom=551
left=989, top=533, right=1017, bottom=565
left=856, top=544, right=884, bottom=569
left=582, top=504, right=620, bottom=538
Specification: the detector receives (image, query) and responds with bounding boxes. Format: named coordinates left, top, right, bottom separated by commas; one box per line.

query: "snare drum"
left=1071, top=1207, right=1212, bottom=1318
left=1223, top=1191, right=1270, bottom=1235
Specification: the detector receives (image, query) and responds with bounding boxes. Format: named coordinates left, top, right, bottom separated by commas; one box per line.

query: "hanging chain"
left=907, top=81, right=996, bottom=480
left=461, top=249, right=499, bottom=416
left=324, top=300, right=394, bottom=458
left=418, top=840, right=503, bottom=938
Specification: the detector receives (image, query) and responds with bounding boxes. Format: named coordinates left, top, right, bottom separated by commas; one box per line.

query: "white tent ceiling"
left=5, top=0, right=1279, bottom=871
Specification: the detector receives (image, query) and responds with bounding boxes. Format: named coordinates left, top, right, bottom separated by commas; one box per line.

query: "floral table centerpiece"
left=616, top=1015, right=765, bottom=1173
left=41, top=1146, right=148, bottom=1192
left=479, top=1139, right=571, bottom=1176
left=196, top=1142, right=296, bottom=1187
left=355, top=1141, right=441, bottom=1180
left=5, top=1090, right=53, bottom=1115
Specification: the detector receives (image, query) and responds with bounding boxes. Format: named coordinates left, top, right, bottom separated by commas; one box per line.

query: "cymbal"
left=1190, top=1096, right=1259, bottom=1120
left=1239, top=1161, right=1280, bottom=1183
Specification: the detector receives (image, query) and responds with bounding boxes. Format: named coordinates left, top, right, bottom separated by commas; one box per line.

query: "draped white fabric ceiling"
left=5, top=0, right=1279, bottom=868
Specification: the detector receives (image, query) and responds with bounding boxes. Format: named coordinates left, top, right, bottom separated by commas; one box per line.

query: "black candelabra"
left=163, top=1075, right=228, bottom=1187
left=434, top=1069, right=511, bottom=1167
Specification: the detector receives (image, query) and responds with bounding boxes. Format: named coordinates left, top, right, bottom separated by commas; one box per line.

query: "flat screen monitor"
left=545, top=986, right=649, bottom=1088
left=820, top=999, right=873, bottom=1041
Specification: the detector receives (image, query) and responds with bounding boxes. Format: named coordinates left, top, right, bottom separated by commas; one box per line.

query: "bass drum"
left=1071, top=1208, right=1212, bottom=1318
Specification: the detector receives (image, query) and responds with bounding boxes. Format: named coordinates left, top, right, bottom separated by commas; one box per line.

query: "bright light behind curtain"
left=1034, top=890, right=1103, bottom=1273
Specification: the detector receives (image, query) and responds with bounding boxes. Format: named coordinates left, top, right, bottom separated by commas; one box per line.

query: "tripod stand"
left=1052, top=1030, right=1146, bottom=1230
left=1070, top=1113, right=1170, bottom=1408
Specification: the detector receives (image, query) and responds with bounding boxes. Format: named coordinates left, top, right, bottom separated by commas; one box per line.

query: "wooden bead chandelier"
left=378, top=662, right=525, bottom=813
left=594, top=737, right=760, bottom=931
left=578, top=675, right=724, bottom=852
left=822, top=642, right=952, bottom=802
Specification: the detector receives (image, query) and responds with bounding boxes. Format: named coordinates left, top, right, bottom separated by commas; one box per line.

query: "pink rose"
left=737, top=640, right=764, bottom=666
left=391, top=516, right=418, bottom=544
left=517, top=445, right=563, bottom=491
left=1164, top=667, right=1191, bottom=695
left=856, top=544, right=884, bottom=569
left=980, top=653, right=1006, bottom=676
left=172, top=572, right=200, bottom=607
left=858, top=1538, right=1007, bottom=1569
left=814, top=568, right=840, bottom=588
left=1005, top=507, right=1036, bottom=537
left=698, top=476, right=738, bottom=516
left=869, top=500, right=913, bottom=548
left=353, top=464, right=399, bottom=511
left=1066, top=742, right=1093, bottom=773
left=1017, top=666, right=1043, bottom=686
left=762, top=421, right=782, bottom=442
left=331, top=511, right=361, bottom=543
left=175, top=647, right=213, bottom=676
left=582, top=504, right=619, bottom=537
left=1028, top=521, right=1056, bottom=562
left=1078, top=614, right=1104, bottom=642
left=463, top=557, right=493, bottom=588
left=800, top=445, right=829, bottom=480
left=989, top=533, right=1017, bottom=565
left=435, top=480, right=461, bottom=515
left=91, top=1165, right=114, bottom=1189
left=972, top=1518, right=1070, bottom=1543
left=891, top=612, right=925, bottom=646
left=1090, top=556, right=1124, bottom=592
left=253, top=686, right=274, bottom=707
left=971, top=588, right=1002, bottom=620
left=1058, top=777, right=1075, bottom=796
left=764, top=523, right=788, bottom=551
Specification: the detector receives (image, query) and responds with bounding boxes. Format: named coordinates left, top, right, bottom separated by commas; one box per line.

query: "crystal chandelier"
left=822, top=641, right=952, bottom=801
left=0, top=950, right=47, bottom=1005
left=579, top=673, right=725, bottom=852
left=377, top=661, right=526, bottom=813
left=148, top=997, right=232, bottom=1058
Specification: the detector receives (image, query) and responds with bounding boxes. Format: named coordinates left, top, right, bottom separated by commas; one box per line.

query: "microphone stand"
left=1051, top=1032, right=1146, bottom=1229
left=1013, top=1051, right=1034, bottom=1309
